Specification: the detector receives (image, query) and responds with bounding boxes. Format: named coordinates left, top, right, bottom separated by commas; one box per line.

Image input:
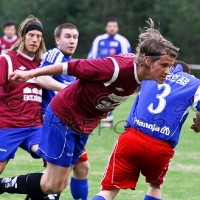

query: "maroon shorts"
left=101, top=127, right=174, bottom=190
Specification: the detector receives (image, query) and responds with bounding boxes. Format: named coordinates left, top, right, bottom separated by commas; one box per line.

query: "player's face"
left=149, top=55, right=175, bottom=84
left=106, top=22, right=119, bottom=36
left=3, top=25, right=16, bottom=39
left=56, top=28, right=79, bottom=57
left=23, top=30, right=42, bottom=57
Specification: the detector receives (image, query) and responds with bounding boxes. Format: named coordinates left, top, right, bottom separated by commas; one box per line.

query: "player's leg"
left=5, top=127, right=61, bottom=200
left=0, top=128, right=29, bottom=174
left=140, top=130, right=174, bottom=200
left=20, top=127, right=60, bottom=200
left=143, top=183, right=163, bottom=200
left=92, top=189, right=119, bottom=200
left=70, top=149, right=90, bottom=200
left=37, top=104, right=88, bottom=197
left=93, top=128, right=141, bottom=200
left=0, top=162, right=70, bottom=198
left=0, top=118, right=74, bottom=198
left=41, top=162, right=70, bottom=194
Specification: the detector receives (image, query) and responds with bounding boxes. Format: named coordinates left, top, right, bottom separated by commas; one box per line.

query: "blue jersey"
left=125, top=69, right=200, bottom=148
left=40, top=47, right=76, bottom=112
left=87, top=33, right=132, bottom=59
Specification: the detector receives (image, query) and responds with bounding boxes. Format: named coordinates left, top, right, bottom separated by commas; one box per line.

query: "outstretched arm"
left=8, top=63, right=64, bottom=82
left=36, top=76, right=66, bottom=91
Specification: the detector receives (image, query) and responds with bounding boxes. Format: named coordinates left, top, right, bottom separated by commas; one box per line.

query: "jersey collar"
left=17, top=50, right=35, bottom=61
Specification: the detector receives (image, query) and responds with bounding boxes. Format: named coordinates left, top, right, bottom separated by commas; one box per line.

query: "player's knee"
left=73, top=161, right=90, bottom=178
left=41, top=174, right=68, bottom=194
left=149, top=183, right=162, bottom=190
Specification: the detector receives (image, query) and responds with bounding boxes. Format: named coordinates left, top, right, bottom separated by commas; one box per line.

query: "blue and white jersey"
left=125, top=69, right=200, bottom=148
left=87, top=33, right=132, bottom=59
left=40, top=47, right=76, bottom=112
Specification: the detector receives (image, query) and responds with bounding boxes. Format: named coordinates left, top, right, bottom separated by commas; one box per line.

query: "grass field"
left=1, top=94, right=200, bottom=200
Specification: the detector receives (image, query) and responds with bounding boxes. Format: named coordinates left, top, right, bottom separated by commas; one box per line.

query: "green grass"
left=1, top=94, right=200, bottom=199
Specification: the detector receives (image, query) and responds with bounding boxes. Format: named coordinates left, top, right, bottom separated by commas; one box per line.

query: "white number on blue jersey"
left=147, top=83, right=171, bottom=114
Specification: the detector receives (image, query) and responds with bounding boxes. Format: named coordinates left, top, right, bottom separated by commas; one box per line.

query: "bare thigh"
left=40, top=162, right=71, bottom=194
left=0, top=161, right=7, bottom=174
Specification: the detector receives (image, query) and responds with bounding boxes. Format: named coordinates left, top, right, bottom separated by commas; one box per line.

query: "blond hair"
left=135, top=18, right=179, bottom=64
left=12, top=15, right=46, bottom=60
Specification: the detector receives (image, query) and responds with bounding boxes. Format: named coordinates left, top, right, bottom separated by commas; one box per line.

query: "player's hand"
left=8, top=70, right=33, bottom=82
left=102, top=112, right=110, bottom=119
left=190, top=123, right=200, bottom=133
left=190, top=124, right=198, bottom=132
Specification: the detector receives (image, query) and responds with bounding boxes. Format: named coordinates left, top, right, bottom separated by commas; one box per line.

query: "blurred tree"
left=0, top=0, right=200, bottom=64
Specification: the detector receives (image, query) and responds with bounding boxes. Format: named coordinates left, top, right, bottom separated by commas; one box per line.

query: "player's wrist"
left=62, top=62, right=68, bottom=75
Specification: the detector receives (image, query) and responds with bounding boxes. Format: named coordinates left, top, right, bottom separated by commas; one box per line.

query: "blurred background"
left=0, top=0, right=200, bottom=75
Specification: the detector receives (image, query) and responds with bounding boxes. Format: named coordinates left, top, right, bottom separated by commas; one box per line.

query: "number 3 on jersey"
left=147, top=83, right=171, bottom=114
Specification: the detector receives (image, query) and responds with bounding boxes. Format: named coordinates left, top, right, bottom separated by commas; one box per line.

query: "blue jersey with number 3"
left=125, top=66, right=200, bottom=148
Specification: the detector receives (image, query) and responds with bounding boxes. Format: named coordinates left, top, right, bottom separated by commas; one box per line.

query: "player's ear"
left=145, top=56, right=150, bottom=63
left=145, top=56, right=150, bottom=68
left=55, top=37, right=59, bottom=45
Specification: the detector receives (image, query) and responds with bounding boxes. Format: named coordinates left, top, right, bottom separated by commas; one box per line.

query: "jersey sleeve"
left=87, top=36, right=100, bottom=59
left=40, top=49, right=63, bottom=68
left=67, top=57, right=116, bottom=82
left=0, top=56, right=8, bottom=85
left=121, top=38, right=132, bottom=53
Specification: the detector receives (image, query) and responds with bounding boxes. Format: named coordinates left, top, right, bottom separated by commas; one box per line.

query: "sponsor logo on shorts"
left=0, top=148, right=7, bottom=152
left=67, top=153, right=73, bottom=156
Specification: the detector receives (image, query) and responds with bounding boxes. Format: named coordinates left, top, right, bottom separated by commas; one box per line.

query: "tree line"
left=1, top=0, right=200, bottom=64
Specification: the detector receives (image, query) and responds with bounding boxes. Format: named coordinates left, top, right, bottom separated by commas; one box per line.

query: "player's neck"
left=137, top=64, right=152, bottom=81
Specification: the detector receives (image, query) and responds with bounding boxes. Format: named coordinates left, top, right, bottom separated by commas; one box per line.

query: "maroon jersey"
left=51, top=53, right=141, bottom=134
left=0, top=51, right=43, bottom=128
left=0, top=35, right=19, bottom=54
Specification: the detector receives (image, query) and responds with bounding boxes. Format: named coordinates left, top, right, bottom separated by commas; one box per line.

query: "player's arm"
left=36, top=76, right=66, bottom=91
left=8, top=62, right=64, bottom=82
left=0, top=56, right=9, bottom=85
left=9, top=58, right=114, bottom=83
left=195, top=112, right=200, bottom=130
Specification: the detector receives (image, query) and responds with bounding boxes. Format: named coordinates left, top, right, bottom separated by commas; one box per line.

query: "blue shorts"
left=0, top=126, right=42, bottom=161
left=36, top=105, right=89, bottom=168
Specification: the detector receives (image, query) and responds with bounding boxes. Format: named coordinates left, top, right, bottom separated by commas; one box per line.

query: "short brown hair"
left=105, top=17, right=118, bottom=26
left=173, top=60, right=191, bottom=74
left=54, top=23, right=78, bottom=38
left=3, top=20, right=17, bottom=29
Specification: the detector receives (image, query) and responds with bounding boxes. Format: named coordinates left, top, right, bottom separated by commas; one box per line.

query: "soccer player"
left=0, top=14, right=45, bottom=191
left=35, top=23, right=89, bottom=200
left=87, top=17, right=132, bottom=128
left=0, top=20, right=19, bottom=54
left=91, top=61, right=200, bottom=200
left=0, top=18, right=179, bottom=199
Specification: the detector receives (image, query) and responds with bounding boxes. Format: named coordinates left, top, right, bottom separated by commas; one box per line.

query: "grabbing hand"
left=8, top=70, right=33, bottom=83
left=190, top=123, right=199, bottom=132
